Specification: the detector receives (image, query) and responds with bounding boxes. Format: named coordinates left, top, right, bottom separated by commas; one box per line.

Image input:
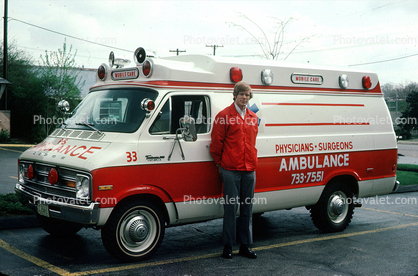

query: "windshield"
left=64, top=88, right=158, bottom=133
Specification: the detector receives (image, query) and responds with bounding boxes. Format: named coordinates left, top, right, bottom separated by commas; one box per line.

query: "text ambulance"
left=16, top=47, right=398, bottom=262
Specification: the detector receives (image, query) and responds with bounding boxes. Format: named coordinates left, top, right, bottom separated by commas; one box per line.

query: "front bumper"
left=15, top=183, right=100, bottom=225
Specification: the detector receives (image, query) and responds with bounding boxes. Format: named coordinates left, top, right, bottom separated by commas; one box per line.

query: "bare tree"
left=228, top=13, right=311, bottom=60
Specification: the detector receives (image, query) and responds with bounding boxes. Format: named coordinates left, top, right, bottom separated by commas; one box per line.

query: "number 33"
left=126, top=151, right=137, bottom=162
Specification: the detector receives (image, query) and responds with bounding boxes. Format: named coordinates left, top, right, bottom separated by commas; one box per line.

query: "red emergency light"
left=98, top=64, right=107, bottom=80
left=230, top=67, right=243, bottom=83
left=142, top=60, right=153, bottom=77
left=362, top=76, right=372, bottom=89
left=141, top=98, right=155, bottom=112
left=48, top=168, right=58, bottom=185
left=27, top=164, right=34, bottom=180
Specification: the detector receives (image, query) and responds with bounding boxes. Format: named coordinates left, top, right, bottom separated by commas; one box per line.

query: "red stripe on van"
left=266, top=122, right=370, bottom=127
left=92, top=80, right=383, bottom=94
left=91, top=149, right=396, bottom=207
left=262, top=103, right=365, bottom=107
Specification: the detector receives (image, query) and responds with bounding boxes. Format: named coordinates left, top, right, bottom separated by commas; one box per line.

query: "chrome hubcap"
left=119, top=208, right=158, bottom=254
left=126, top=216, right=149, bottom=242
left=327, top=191, right=348, bottom=224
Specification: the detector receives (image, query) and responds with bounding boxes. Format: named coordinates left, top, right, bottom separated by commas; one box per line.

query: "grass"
left=396, top=163, right=418, bottom=186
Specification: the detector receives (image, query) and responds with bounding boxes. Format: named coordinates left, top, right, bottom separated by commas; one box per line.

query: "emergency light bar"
left=96, top=46, right=377, bottom=93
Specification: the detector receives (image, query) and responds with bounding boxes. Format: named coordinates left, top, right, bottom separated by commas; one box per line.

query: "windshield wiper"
left=76, top=122, right=103, bottom=135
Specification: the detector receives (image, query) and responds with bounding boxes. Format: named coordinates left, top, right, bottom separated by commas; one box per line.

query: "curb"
left=0, top=144, right=34, bottom=147
left=0, top=185, right=417, bottom=230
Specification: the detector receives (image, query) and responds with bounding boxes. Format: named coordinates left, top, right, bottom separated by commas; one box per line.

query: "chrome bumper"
left=15, top=183, right=100, bottom=225
left=393, top=180, right=400, bottom=193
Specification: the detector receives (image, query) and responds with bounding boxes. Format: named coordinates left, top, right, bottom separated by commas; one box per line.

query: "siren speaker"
left=134, top=47, right=147, bottom=64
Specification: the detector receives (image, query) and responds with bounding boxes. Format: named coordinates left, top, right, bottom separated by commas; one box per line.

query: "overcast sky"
left=4, top=0, right=418, bottom=85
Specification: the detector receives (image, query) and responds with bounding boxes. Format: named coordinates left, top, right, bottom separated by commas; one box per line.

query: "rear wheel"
left=310, top=181, right=354, bottom=233
left=101, top=199, right=165, bottom=262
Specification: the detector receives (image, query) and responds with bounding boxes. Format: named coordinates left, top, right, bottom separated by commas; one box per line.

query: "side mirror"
left=58, top=100, right=70, bottom=113
left=179, top=116, right=197, bottom=142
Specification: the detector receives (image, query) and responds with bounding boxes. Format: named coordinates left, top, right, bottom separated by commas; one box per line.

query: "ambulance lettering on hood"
left=29, top=139, right=102, bottom=160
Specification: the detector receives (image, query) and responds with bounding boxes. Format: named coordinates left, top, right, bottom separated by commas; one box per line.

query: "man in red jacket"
left=210, top=81, right=258, bottom=259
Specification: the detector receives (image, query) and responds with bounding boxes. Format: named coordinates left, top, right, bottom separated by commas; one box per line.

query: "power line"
left=348, top=52, right=418, bottom=66
left=9, top=17, right=132, bottom=53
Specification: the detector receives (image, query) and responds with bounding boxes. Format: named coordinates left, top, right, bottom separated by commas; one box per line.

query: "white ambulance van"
left=16, top=48, right=398, bottom=262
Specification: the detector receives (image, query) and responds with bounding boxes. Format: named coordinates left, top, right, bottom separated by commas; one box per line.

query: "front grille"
left=19, top=160, right=91, bottom=204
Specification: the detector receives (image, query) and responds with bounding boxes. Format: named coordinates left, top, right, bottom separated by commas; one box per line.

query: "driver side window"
left=149, top=95, right=210, bottom=135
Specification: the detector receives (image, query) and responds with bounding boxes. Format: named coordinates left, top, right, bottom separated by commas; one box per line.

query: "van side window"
left=150, top=95, right=210, bottom=135
left=149, top=100, right=171, bottom=134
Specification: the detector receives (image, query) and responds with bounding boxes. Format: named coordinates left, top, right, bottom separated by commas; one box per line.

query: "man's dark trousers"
left=220, top=166, right=256, bottom=246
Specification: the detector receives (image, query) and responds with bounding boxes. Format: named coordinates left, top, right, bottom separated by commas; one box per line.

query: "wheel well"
left=115, top=194, right=170, bottom=224
left=327, top=175, right=358, bottom=196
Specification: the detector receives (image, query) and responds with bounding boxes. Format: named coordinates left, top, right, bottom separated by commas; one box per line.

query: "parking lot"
left=0, top=145, right=417, bottom=275
left=0, top=191, right=417, bottom=276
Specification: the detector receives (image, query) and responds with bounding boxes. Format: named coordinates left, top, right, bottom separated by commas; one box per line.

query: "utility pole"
left=3, top=0, right=8, bottom=109
left=169, top=49, right=186, bottom=56
left=206, top=45, right=223, bottom=56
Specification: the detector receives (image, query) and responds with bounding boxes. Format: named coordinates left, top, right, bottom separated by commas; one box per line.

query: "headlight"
left=18, top=163, right=25, bottom=184
left=76, top=175, right=90, bottom=200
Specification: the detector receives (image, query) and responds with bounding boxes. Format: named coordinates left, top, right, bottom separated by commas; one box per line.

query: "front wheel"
left=310, top=181, right=354, bottom=233
left=101, top=199, right=165, bottom=262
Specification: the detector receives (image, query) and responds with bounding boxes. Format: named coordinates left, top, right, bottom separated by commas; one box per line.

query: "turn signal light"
left=230, top=67, right=243, bottom=83
left=65, top=180, right=76, bottom=188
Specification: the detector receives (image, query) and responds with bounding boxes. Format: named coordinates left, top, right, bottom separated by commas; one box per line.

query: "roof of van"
left=91, top=54, right=381, bottom=94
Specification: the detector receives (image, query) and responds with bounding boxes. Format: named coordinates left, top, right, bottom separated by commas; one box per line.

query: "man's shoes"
left=222, top=245, right=232, bottom=259
left=239, top=244, right=257, bottom=259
